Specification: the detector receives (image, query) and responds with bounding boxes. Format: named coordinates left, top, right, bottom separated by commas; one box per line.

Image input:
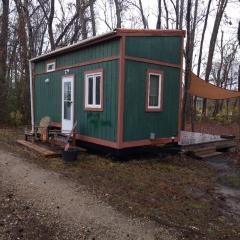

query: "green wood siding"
left=34, top=71, right=62, bottom=123
left=123, top=60, right=180, bottom=141
left=34, top=60, right=119, bottom=142
left=125, top=36, right=181, bottom=65
left=34, top=39, right=119, bottom=74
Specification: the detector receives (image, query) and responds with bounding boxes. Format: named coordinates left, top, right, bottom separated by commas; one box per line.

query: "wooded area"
left=0, top=0, right=239, bottom=128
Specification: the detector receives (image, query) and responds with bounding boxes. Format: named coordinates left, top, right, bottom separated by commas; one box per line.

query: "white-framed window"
left=146, top=70, right=163, bottom=111
left=46, top=61, right=56, bottom=72
left=84, top=69, right=103, bottom=111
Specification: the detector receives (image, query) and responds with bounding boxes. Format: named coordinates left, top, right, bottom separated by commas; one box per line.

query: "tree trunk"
left=114, top=0, right=122, bottom=28
left=14, top=0, right=31, bottom=123
left=0, top=0, right=9, bottom=123
left=156, top=0, right=162, bottom=29
left=202, top=0, right=228, bottom=118
left=138, top=0, right=148, bottom=29
left=48, top=0, right=55, bottom=50
left=181, top=0, right=192, bottom=130
left=163, top=0, right=169, bottom=29
left=179, top=0, right=184, bottom=29
left=212, top=30, right=224, bottom=118
left=176, top=0, right=179, bottom=29
left=90, top=0, right=96, bottom=36
left=196, top=0, right=212, bottom=76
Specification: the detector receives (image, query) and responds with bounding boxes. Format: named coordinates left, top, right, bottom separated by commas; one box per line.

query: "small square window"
left=146, top=70, right=163, bottom=112
left=84, top=69, right=103, bottom=111
left=46, top=61, right=56, bottom=72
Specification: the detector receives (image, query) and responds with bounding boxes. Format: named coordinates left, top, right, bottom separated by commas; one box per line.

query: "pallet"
left=16, top=140, right=61, bottom=158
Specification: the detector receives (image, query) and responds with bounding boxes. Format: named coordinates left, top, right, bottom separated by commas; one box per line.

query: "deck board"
left=179, top=131, right=226, bottom=146
left=16, top=140, right=61, bottom=158
left=180, top=131, right=236, bottom=152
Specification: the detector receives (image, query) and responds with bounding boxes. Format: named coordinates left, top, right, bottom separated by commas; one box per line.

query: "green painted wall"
left=123, top=60, right=180, bottom=141
left=125, top=36, right=181, bottom=65
left=34, top=39, right=119, bottom=74
left=34, top=35, right=182, bottom=145
left=34, top=60, right=119, bottom=142
left=34, top=71, right=62, bottom=123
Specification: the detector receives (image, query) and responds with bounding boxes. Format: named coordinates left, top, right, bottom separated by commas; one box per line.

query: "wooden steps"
left=195, top=151, right=223, bottom=159
left=187, top=146, right=223, bottom=159
left=182, top=139, right=236, bottom=152
left=16, top=140, right=61, bottom=158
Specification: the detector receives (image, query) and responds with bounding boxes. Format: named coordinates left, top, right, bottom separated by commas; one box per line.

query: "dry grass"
left=0, top=128, right=240, bottom=239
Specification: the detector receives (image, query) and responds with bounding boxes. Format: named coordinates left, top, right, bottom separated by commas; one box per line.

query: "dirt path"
left=0, top=149, right=175, bottom=240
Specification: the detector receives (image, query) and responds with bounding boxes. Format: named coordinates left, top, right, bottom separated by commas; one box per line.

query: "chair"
left=24, top=116, right=51, bottom=142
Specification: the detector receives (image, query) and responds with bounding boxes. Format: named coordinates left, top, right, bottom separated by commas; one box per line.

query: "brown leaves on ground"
left=0, top=127, right=240, bottom=239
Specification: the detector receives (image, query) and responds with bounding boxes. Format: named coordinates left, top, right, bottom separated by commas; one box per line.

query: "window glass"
left=64, top=101, right=71, bottom=120
left=46, top=61, right=55, bottom=72
left=88, top=77, right=93, bottom=105
left=85, top=71, right=103, bottom=109
left=63, top=82, right=71, bottom=120
left=149, top=75, right=160, bottom=107
left=64, top=82, right=71, bottom=101
left=95, top=76, right=101, bottom=105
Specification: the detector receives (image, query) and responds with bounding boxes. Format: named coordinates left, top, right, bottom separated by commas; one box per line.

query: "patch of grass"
left=1, top=128, right=240, bottom=239
left=188, top=201, right=209, bottom=210
left=207, top=227, right=216, bottom=237
left=218, top=175, right=240, bottom=189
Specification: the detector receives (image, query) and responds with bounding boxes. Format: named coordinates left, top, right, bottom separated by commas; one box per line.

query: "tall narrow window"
left=84, top=69, right=103, bottom=111
left=146, top=70, right=163, bottom=111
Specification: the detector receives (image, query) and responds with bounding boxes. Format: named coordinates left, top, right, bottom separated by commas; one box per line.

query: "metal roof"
left=30, top=28, right=185, bottom=62
left=30, top=30, right=117, bottom=62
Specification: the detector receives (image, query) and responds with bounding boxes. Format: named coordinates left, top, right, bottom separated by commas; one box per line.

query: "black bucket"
left=62, top=148, right=79, bottom=162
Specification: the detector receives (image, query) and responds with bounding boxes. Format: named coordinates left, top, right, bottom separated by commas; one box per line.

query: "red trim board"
left=34, top=56, right=119, bottom=76
left=117, top=35, right=126, bottom=148
left=75, top=134, right=177, bottom=149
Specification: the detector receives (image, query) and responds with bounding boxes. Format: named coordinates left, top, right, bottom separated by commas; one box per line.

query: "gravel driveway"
left=0, top=149, right=175, bottom=240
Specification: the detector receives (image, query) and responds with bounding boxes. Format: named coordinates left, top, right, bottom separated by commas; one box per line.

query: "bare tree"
left=0, top=0, right=9, bottom=123
left=179, top=0, right=184, bottom=29
left=114, top=0, right=122, bottom=28
left=238, top=21, right=240, bottom=93
left=14, top=0, right=31, bottom=122
left=38, top=0, right=55, bottom=50
left=196, top=0, right=212, bottom=76
left=156, top=0, right=161, bottom=29
left=90, top=0, right=97, bottom=36
left=181, top=0, right=192, bottom=129
left=163, top=0, right=169, bottom=29
left=202, top=0, right=228, bottom=117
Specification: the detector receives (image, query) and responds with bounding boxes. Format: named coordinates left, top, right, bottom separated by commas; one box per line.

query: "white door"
left=62, top=76, right=74, bottom=133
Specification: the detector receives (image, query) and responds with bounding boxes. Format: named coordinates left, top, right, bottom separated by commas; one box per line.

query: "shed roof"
left=30, top=28, right=185, bottom=62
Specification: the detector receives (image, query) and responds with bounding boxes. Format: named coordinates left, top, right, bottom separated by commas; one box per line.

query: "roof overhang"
left=30, top=28, right=185, bottom=63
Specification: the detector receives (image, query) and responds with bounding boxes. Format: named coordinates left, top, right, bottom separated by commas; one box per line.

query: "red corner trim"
left=117, top=36, right=126, bottom=148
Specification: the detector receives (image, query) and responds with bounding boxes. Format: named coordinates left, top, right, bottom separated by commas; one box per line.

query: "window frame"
left=146, top=69, right=164, bottom=112
left=46, top=60, right=56, bottom=72
left=84, top=69, right=104, bottom=111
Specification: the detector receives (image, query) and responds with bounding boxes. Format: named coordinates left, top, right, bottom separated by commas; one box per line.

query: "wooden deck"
left=179, top=131, right=236, bottom=155
left=17, top=140, right=62, bottom=158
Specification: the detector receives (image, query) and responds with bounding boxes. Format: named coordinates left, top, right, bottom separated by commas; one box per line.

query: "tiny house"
left=30, top=29, right=185, bottom=151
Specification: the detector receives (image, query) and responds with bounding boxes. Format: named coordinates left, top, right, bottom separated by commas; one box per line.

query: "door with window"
left=62, top=76, right=74, bottom=133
